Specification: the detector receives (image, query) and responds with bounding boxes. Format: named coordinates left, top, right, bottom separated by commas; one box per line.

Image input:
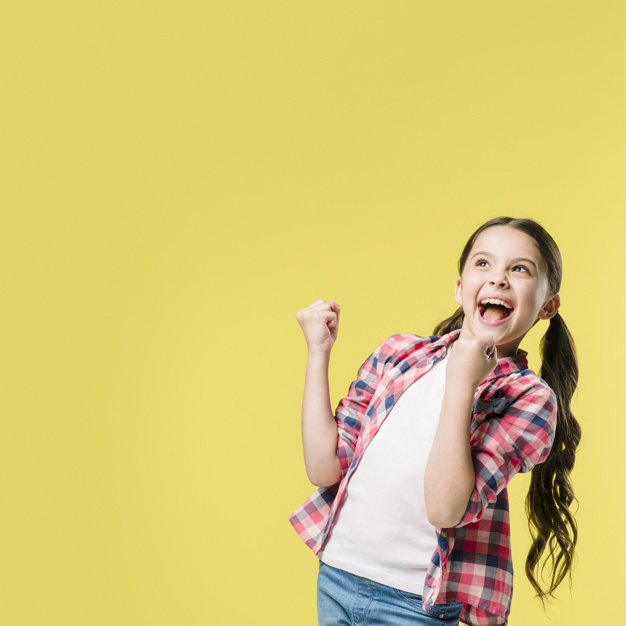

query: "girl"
left=289, top=217, right=580, bottom=626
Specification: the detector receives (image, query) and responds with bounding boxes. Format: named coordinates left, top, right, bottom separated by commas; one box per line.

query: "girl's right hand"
left=296, top=298, right=341, bottom=354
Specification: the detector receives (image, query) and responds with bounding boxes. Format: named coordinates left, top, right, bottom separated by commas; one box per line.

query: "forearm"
left=301, top=350, right=342, bottom=487
left=424, top=380, right=477, bottom=528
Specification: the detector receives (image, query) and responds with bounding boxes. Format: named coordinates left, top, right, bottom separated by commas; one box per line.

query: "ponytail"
left=525, top=312, right=581, bottom=600
left=432, top=306, right=464, bottom=336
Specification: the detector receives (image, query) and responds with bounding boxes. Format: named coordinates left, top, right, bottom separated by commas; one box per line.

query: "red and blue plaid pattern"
left=289, top=330, right=557, bottom=626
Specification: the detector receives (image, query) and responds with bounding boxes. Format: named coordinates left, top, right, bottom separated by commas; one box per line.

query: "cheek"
left=521, top=291, right=545, bottom=317
left=463, top=277, right=481, bottom=299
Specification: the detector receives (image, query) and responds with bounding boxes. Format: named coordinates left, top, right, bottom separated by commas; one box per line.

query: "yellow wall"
left=2, top=2, right=623, bottom=624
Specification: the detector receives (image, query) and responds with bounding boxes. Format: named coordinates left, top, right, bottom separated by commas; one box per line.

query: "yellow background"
left=2, top=2, right=623, bottom=625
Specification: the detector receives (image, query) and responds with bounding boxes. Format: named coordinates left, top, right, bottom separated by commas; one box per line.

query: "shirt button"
left=439, top=614, right=445, bottom=619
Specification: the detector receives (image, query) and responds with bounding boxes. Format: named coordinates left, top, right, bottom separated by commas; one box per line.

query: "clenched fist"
left=447, top=327, right=498, bottom=390
left=296, top=298, right=341, bottom=354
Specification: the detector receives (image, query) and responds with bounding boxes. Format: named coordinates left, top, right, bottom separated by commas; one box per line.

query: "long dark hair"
left=434, top=217, right=581, bottom=601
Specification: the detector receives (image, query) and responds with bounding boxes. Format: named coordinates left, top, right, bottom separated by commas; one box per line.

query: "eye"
left=475, top=258, right=489, bottom=268
left=513, top=265, right=529, bottom=273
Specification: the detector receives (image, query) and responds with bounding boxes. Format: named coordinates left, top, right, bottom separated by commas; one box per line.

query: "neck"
left=495, top=340, right=522, bottom=358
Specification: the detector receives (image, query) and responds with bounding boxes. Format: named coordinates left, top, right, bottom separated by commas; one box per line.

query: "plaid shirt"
left=289, top=330, right=557, bottom=626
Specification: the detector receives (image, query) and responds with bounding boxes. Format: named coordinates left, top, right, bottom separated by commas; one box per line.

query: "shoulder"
left=504, top=368, right=556, bottom=403
left=491, top=369, right=558, bottom=428
left=381, top=332, right=441, bottom=351
left=367, top=333, right=444, bottom=373
left=376, top=333, right=440, bottom=359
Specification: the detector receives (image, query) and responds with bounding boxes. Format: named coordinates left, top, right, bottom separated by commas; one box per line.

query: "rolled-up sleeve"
left=334, top=337, right=389, bottom=477
left=454, top=383, right=558, bottom=528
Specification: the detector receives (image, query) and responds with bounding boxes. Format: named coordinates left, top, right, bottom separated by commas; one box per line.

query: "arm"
left=301, top=348, right=342, bottom=487
left=296, top=298, right=343, bottom=487
left=424, top=329, right=498, bottom=528
left=423, top=376, right=477, bottom=528
left=296, top=298, right=388, bottom=487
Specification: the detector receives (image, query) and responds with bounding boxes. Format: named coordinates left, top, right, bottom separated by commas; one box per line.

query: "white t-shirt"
left=318, top=353, right=449, bottom=595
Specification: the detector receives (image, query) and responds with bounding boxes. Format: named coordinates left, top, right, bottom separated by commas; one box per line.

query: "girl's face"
left=454, top=225, right=560, bottom=358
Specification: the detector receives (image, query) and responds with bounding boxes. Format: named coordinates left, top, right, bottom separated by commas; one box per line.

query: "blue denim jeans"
left=317, top=560, right=463, bottom=626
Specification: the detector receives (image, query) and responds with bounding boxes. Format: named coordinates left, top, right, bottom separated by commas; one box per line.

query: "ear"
left=454, top=277, right=463, bottom=306
left=537, top=292, right=560, bottom=320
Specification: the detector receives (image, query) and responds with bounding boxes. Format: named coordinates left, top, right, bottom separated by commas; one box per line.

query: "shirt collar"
left=439, top=329, right=529, bottom=380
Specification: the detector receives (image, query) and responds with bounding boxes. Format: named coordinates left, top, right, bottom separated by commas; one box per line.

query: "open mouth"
left=478, top=298, right=514, bottom=323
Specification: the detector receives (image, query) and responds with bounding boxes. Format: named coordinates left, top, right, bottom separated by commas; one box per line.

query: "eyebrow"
left=470, top=251, right=539, bottom=270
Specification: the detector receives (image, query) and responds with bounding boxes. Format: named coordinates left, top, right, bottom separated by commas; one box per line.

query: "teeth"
left=480, top=298, right=513, bottom=309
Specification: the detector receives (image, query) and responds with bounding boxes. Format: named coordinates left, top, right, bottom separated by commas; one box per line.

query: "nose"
left=489, top=273, right=508, bottom=288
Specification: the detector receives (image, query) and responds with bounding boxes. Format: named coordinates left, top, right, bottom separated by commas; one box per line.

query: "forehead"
left=468, top=226, right=547, bottom=271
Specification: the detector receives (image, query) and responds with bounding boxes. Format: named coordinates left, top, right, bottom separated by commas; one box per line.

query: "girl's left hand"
left=447, top=327, right=498, bottom=390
